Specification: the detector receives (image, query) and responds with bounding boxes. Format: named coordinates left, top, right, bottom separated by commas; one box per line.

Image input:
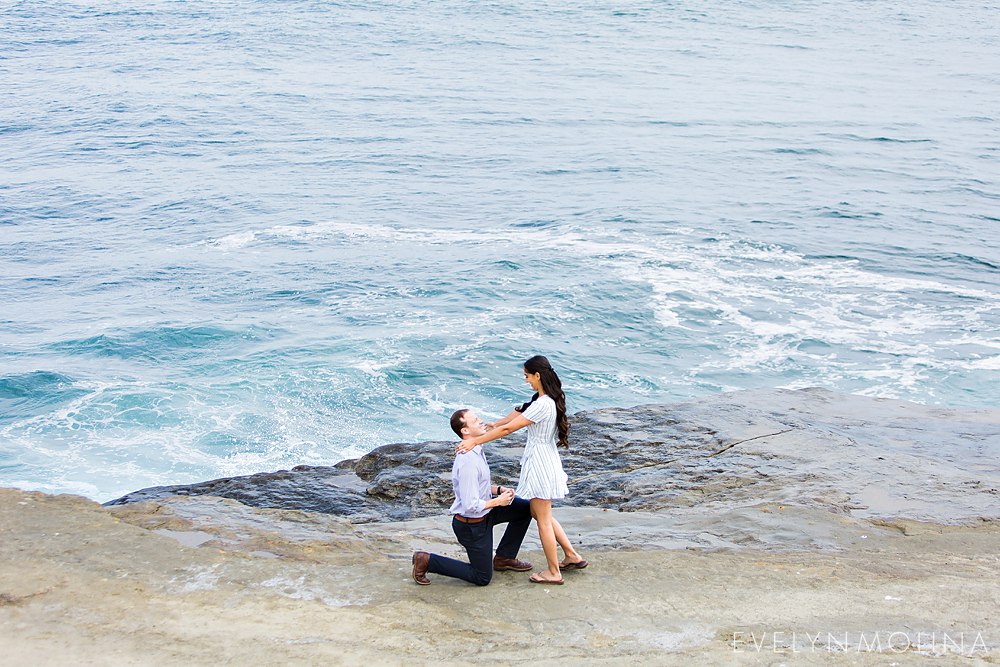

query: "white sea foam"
left=0, top=371, right=388, bottom=501
left=201, top=219, right=522, bottom=251
left=603, top=228, right=1000, bottom=402
left=351, top=357, right=404, bottom=377
left=197, top=218, right=997, bottom=403
left=198, top=230, right=261, bottom=250
left=956, top=356, right=1000, bottom=371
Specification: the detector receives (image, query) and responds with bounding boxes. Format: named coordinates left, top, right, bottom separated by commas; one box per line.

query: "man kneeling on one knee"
left=412, top=409, right=534, bottom=585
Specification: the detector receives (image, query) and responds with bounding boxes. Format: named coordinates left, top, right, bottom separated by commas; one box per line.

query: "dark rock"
left=106, top=388, right=1000, bottom=525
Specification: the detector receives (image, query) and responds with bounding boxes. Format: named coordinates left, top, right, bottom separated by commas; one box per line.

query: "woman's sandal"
left=559, top=559, right=589, bottom=571
left=529, top=573, right=564, bottom=585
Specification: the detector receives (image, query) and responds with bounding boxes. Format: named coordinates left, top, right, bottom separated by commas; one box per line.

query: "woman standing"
left=457, top=355, right=587, bottom=584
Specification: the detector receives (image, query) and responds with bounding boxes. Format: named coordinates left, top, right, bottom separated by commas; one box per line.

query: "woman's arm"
left=457, top=413, right=533, bottom=453
left=486, top=409, right=521, bottom=430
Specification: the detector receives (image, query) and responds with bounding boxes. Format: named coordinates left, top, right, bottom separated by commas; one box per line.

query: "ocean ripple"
left=1, top=0, right=998, bottom=500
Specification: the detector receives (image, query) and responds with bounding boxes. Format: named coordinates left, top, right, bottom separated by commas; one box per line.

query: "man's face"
left=461, top=411, right=487, bottom=438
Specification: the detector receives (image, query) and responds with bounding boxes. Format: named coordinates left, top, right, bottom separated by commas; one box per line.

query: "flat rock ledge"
left=107, top=388, right=1000, bottom=528
left=6, top=388, right=1000, bottom=665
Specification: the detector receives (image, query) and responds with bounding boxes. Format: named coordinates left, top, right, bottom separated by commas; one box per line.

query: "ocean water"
left=2, top=0, right=998, bottom=502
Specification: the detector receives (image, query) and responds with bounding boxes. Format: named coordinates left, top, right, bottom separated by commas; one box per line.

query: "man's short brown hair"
left=450, top=409, right=469, bottom=437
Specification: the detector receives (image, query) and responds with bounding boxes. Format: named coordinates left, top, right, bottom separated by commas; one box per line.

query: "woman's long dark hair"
left=524, top=355, right=569, bottom=448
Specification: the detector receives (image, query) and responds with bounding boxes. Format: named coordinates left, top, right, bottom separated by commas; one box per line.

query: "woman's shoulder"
left=522, top=394, right=555, bottom=408
left=522, top=394, right=555, bottom=420
left=534, top=394, right=556, bottom=412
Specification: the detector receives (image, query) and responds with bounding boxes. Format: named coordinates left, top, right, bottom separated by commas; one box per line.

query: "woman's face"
left=523, top=368, right=542, bottom=392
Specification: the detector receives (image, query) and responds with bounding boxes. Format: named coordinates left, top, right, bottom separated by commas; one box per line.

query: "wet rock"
left=107, top=388, right=1000, bottom=525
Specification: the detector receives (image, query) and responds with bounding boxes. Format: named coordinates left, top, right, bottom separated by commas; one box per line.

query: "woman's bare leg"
left=529, top=498, right=561, bottom=580
left=550, top=517, right=583, bottom=565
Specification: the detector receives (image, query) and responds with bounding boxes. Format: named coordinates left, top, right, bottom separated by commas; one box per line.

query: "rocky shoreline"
left=3, top=388, right=999, bottom=664
left=108, top=387, right=999, bottom=531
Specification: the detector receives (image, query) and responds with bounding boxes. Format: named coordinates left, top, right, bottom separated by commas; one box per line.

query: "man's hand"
left=456, top=439, right=477, bottom=454
left=496, top=488, right=515, bottom=506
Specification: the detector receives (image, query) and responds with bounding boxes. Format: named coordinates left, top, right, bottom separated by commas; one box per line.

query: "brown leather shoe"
left=493, top=555, right=533, bottom=572
left=412, top=551, right=431, bottom=585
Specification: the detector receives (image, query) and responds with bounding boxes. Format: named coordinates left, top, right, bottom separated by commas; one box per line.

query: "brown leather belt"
left=453, top=514, right=488, bottom=524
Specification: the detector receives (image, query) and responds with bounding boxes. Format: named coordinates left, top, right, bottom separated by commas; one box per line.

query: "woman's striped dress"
left=513, top=395, right=569, bottom=500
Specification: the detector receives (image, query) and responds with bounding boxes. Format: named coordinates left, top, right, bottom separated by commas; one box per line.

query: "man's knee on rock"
left=474, top=571, right=493, bottom=586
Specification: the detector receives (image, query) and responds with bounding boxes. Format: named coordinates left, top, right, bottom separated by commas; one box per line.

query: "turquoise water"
left=2, top=1, right=998, bottom=501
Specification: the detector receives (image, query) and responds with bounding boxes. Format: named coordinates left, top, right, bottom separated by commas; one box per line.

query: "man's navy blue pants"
left=426, top=497, right=533, bottom=586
